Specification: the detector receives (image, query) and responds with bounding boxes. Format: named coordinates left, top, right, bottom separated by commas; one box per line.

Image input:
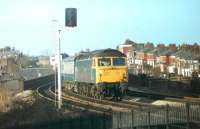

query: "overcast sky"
left=0, top=0, right=199, bottom=56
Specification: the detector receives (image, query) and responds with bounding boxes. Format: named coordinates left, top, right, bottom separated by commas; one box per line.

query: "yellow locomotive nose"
left=96, top=68, right=128, bottom=83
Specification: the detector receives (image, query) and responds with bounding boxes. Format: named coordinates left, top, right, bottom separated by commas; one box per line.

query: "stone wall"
left=0, top=88, right=13, bottom=112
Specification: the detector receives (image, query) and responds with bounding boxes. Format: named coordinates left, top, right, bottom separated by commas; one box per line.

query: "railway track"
left=37, top=83, right=130, bottom=112
left=36, top=82, right=55, bottom=102
left=62, top=89, right=200, bottom=129
left=61, top=88, right=166, bottom=110
left=127, top=84, right=200, bottom=101
left=53, top=87, right=131, bottom=112
left=165, top=97, right=200, bottom=104
left=126, top=88, right=200, bottom=107
left=36, top=83, right=200, bottom=129
left=63, top=90, right=137, bottom=109
left=125, top=86, right=199, bottom=105
left=37, top=82, right=199, bottom=114
left=127, top=87, right=183, bottom=99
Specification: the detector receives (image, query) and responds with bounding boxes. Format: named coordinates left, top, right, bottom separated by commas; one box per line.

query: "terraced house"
left=118, top=40, right=200, bottom=78
left=175, top=50, right=199, bottom=77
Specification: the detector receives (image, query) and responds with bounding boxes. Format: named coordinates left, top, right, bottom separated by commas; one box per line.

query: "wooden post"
left=79, top=115, right=82, bottom=129
left=148, top=107, right=151, bottom=129
left=186, top=102, right=190, bottom=129
left=166, top=104, right=169, bottom=129
left=117, top=112, right=120, bottom=129
left=90, top=114, right=94, bottom=129
left=119, top=112, right=122, bottom=129
left=103, top=112, right=106, bottom=129
left=131, top=110, right=134, bottom=129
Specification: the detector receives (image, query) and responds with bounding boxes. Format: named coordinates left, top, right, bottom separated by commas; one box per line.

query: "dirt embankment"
left=0, top=90, right=106, bottom=129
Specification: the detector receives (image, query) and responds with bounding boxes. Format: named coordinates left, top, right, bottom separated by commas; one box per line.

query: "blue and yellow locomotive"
left=62, top=48, right=128, bottom=98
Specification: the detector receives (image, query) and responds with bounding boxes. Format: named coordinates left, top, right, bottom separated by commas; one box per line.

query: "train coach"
left=62, top=48, right=128, bottom=99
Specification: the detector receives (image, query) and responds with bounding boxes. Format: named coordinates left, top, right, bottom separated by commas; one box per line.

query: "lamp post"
left=57, top=29, right=62, bottom=109
left=52, top=19, right=62, bottom=109
left=52, top=8, right=77, bottom=109
left=54, top=66, right=57, bottom=107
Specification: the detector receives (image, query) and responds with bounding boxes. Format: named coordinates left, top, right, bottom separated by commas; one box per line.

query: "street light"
left=52, top=20, right=62, bottom=109
left=57, top=29, right=62, bottom=109
left=52, top=8, right=77, bottom=109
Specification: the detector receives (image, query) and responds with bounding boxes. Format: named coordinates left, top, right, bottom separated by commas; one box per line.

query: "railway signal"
left=65, top=8, right=77, bottom=27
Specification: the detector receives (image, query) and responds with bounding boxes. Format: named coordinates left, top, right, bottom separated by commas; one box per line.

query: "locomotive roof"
left=75, top=48, right=126, bottom=60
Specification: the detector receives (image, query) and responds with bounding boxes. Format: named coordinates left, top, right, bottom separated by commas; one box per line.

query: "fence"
left=112, top=101, right=200, bottom=129
left=3, top=101, right=200, bottom=129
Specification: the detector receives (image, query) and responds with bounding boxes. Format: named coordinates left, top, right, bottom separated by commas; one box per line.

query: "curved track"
left=61, top=88, right=166, bottom=111
left=37, top=82, right=200, bottom=114
left=37, top=83, right=128, bottom=112
left=36, top=82, right=55, bottom=102
left=55, top=87, right=131, bottom=112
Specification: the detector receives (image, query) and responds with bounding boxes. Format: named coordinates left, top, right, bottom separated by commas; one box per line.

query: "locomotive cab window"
left=113, top=58, right=126, bottom=66
left=98, top=58, right=111, bottom=66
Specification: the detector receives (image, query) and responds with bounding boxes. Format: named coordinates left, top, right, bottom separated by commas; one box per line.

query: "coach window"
left=113, top=58, right=126, bottom=66
left=98, top=58, right=111, bottom=66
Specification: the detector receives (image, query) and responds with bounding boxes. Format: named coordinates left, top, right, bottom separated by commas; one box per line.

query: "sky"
left=0, top=0, right=200, bottom=56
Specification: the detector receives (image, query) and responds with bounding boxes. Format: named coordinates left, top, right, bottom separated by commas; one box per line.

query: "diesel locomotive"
left=62, top=48, right=128, bottom=99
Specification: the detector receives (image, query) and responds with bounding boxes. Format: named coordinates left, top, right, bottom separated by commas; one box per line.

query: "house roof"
left=131, top=45, right=144, bottom=51
left=159, top=49, right=177, bottom=56
left=138, top=48, right=153, bottom=53
left=148, top=48, right=167, bottom=56
left=174, top=50, right=196, bottom=60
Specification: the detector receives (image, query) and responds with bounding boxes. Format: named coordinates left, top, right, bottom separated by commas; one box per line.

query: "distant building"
left=37, top=56, right=50, bottom=66
left=118, top=39, right=136, bottom=56
left=0, top=57, right=21, bottom=79
left=175, top=50, right=199, bottom=77
left=0, top=57, right=23, bottom=91
left=145, top=42, right=154, bottom=49
left=157, top=44, right=165, bottom=49
left=168, top=44, right=177, bottom=51
left=168, top=54, right=176, bottom=74
left=146, top=51, right=156, bottom=67
left=118, top=40, right=200, bottom=78
left=21, top=68, right=53, bottom=80
left=50, top=56, right=56, bottom=70
left=50, top=53, right=69, bottom=70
